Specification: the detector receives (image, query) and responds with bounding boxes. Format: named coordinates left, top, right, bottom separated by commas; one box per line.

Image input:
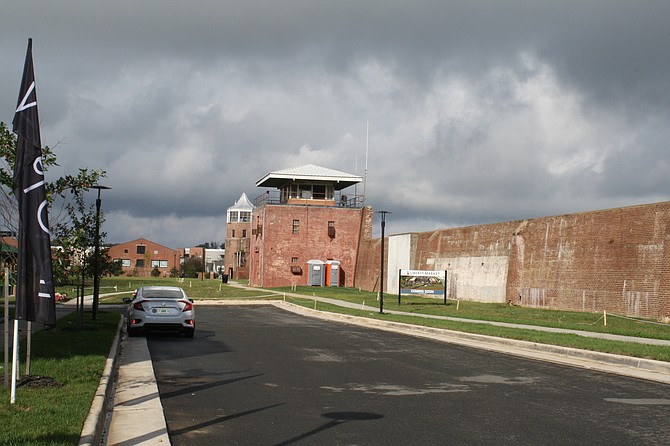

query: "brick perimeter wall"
left=354, top=202, right=670, bottom=319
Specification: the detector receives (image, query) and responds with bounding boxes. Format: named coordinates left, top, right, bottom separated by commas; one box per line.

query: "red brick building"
left=224, top=193, right=253, bottom=280
left=249, top=164, right=371, bottom=288
left=107, top=238, right=178, bottom=277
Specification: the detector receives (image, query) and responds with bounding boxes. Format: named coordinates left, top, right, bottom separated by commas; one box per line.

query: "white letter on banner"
left=37, top=200, right=50, bottom=234
left=16, top=81, right=37, bottom=112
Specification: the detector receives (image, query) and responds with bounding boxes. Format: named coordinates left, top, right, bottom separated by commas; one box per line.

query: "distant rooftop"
left=256, top=164, right=362, bottom=191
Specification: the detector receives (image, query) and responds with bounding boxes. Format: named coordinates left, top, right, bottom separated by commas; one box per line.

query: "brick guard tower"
left=224, top=193, right=254, bottom=280
left=249, top=164, right=373, bottom=288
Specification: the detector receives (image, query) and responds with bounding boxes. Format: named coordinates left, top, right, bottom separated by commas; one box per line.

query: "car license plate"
left=157, top=308, right=171, bottom=314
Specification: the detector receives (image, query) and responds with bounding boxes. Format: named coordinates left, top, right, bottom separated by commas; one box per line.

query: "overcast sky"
left=2, top=1, right=669, bottom=248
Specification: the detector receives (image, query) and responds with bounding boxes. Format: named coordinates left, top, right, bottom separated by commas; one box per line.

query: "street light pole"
left=91, top=185, right=110, bottom=320
left=377, top=211, right=390, bottom=314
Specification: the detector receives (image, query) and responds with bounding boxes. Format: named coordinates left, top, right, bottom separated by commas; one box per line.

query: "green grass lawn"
left=0, top=311, right=120, bottom=446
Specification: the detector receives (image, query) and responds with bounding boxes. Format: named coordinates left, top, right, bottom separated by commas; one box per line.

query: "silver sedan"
left=123, top=286, right=195, bottom=338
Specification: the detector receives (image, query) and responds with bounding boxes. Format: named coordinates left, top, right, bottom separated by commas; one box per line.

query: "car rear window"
left=141, top=289, right=184, bottom=299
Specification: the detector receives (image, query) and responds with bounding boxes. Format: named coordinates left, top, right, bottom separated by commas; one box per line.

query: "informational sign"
left=398, top=269, right=447, bottom=304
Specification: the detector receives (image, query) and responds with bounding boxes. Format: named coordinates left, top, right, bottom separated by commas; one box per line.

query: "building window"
left=136, top=259, right=145, bottom=268
left=123, top=249, right=128, bottom=254
left=313, top=185, right=326, bottom=199
left=328, top=221, right=335, bottom=238
left=136, top=245, right=145, bottom=255
left=292, top=219, right=299, bottom=234
left=240, top=211, right=251, bottom=222
left=285, top=183, right=334, bottom=200
left=121, top=259, right=131, bottom=267
left=232, top=229, right=236, bottom=237
left=242, top=229, right=247, bottom=238
left=290, top=257, right=302, bottom=274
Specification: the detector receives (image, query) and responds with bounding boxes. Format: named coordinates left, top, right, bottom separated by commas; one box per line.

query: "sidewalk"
left=104, top=337, right=170, bottom=446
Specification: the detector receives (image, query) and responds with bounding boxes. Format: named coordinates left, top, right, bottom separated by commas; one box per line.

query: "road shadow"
left=274, top=411, right=384, bottom=445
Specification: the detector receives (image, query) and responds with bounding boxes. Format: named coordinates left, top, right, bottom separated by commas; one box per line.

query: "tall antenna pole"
left=364, top=120, right=369, bottom=197
left=354, top=154, right=358, bottom=198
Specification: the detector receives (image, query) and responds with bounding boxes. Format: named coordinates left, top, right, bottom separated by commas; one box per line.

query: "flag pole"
left=26, top=321, right=31, bottom=375
left=10, top=320, right=19, bottom=404
left=3, top=267, right=8, bottom=389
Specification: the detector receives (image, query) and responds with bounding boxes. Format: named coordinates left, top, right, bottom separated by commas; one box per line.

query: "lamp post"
left=91, top=185, right=110, bottom=320
left=377, top=211, right=390, bottom=314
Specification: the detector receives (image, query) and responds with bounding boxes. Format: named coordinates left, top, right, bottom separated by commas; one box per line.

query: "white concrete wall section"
left=427, top=256, right=509, bottom=303
left=386, top=234, right=414, bottom=294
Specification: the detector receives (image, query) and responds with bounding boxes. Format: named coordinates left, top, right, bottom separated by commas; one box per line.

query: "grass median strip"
left=0, top=311, right=119, bottom=446
left=282, top=296, right=670, bottom=362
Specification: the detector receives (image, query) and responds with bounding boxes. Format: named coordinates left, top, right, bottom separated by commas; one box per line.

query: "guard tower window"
left=313, top=185, right=326, bottom=199
left=285, top=183, right=335, bottom=200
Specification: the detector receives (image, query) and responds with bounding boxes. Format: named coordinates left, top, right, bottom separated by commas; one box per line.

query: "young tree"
left=181, top=256, right=205, bottom=278
left=1, top=121, right=107, bottom=283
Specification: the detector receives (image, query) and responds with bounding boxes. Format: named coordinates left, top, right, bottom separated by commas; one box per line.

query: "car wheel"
left=185, top=329, right=194, bottom=339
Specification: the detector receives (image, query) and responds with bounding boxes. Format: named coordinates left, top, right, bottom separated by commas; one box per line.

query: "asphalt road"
left=148, top=305, right=670, bottom=445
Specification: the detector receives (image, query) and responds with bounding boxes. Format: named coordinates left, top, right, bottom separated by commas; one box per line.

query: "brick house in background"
left=175, top=246, right=206, bottom=272
left=107, top=238, right=178, bottom=277
left=224, top=192, right=254, bottom=280
left=249, top=164, right=372, bottom=288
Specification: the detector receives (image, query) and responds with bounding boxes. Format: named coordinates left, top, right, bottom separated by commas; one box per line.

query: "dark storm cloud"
left=2, top=1, right=669, bottom=246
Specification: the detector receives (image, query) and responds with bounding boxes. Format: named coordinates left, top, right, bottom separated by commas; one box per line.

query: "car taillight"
left=180, top=300, right=193, bottom=312
left=133, top=301, right=146, bottom=311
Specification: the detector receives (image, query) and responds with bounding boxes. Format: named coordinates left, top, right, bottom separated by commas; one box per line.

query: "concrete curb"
left=269, top=300, right=670, bottom=384
left=78, top=315, right=124, bottom=446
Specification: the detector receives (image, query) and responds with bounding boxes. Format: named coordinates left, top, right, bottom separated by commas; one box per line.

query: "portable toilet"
left=325, top=260, right=340, bottom=287
left=306, top=259, right=326, bottom=286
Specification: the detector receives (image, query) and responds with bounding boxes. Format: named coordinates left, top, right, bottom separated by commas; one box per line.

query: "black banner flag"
left=12, top=39, right=56, bottom=326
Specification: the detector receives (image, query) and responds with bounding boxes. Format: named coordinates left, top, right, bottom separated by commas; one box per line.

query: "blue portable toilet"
left=307, top=259, right=326, bottom=286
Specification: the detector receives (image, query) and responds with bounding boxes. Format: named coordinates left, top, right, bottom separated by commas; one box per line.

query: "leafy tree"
left=51, top=188, right=102, bottom=285
left=1, top=122, right=106, bottom=228
left=196, top=241, right=225, bottom=249
left=180, top=256, right=204, bottom=278
left=103, top=257, right=124, bottom=277
left=1, top=121, right=107, bottom=284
